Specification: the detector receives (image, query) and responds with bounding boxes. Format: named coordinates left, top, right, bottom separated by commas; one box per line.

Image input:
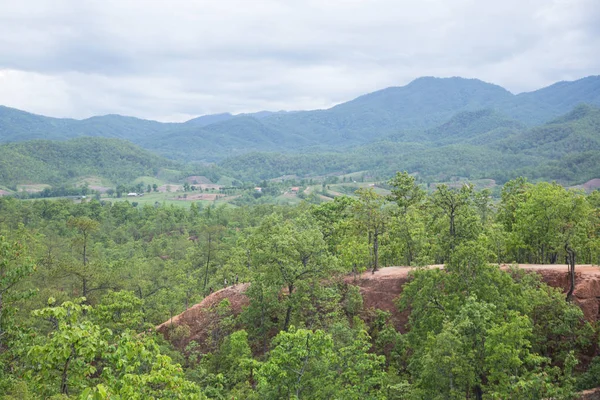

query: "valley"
left=2, top=76, right=600, bottom=399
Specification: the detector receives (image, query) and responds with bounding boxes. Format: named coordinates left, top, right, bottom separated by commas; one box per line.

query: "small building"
left=254, top=187, right=262, bottom=193
left=291, top=187, right=300, bottom=193
left=127, top=193, right=138, bottom=197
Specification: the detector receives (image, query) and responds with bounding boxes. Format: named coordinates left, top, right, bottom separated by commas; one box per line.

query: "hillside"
left=141, top=116, right=313, bottom=162
left=422, top=108, right=526, bottom=144
left=1, top=76, right=599, bottom=163
left=2, top=103, right=596, bottom=189
left=218, top=104, right=600, bottom=185
left=0, top=106, right=173, bottom=143
left=0, top=137, right=181, bottom=186
left=158, top=265, right=600, bottom=350
left=506, top=76, right=600, bottom=124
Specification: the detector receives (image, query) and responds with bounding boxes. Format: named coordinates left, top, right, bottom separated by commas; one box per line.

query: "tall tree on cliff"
left=513, top=182, right=592, bottom=301
left=353, top=188, right=389, bottom=273
left=246, top=213, right=339, bottom=331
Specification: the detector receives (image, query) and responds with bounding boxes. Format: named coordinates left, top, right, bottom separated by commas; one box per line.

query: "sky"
left=0, top=0, right=599, bottom=122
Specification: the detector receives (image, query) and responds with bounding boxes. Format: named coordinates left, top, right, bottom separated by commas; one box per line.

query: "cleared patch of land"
left=17, top=184, right=51, bottom=193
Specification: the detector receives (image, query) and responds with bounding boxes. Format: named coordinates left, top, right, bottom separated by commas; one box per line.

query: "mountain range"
left=1, top=75, right=600, bottom=186
left=2, top=75, right=600, bottom=162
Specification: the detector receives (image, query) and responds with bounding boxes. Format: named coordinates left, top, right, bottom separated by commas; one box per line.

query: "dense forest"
left=2, top=103, right=600, bottom=190
left=0, top=137, right=224, bottom=189
left=1, top=174, right=600, bottom=399
left=219, top=104, right=600, bottom=184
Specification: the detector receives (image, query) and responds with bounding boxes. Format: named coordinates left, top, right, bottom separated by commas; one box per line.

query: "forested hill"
left=1, top=76, right=599, bottom=162
left=0, top=137, right=181, bottom=186
left=219, top=104, right=600, bottom=184
left=1, top=103, right=599, bottom=188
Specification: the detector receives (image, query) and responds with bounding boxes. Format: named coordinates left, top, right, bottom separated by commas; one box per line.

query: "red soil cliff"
left=157, top=265, right=600, bottom=348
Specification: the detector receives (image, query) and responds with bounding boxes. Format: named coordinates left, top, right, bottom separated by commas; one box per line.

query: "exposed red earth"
left=156, top=283, right=250, bottom=348
left=583, top=179, right=600, bottom=191
left=158, top=264, right=600, bottom=346
left=581, top=388, right=600, bottom=400
left=156, top=265, right=600, bottom=397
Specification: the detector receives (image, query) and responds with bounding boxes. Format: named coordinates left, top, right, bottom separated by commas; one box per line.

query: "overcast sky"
left=0, top=0, right=598, bottom=121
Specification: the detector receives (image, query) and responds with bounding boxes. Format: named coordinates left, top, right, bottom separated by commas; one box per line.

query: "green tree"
left=388, top=172, right=428, bottom=265
left=257, top=327, right=385, bottom=400
left=247, top=213, right=338, bottom=331
left=353, top=188, right=389, bottom=273
left=512, top=182, right=592, bottom=299
left=27, top=299, right=108, bottom=397
left=398, top=240, right=584, bottom=399
left=65, top=216, right=114, bottom=299
left=429, top=183, right=477, bottom=260
left=86, top=332, right=205, bottom=400
left=388, top=171, right=425, bottom=214
left=0, top=234, right=35, bottom=347
left=91, top=290, right=145, bottom=334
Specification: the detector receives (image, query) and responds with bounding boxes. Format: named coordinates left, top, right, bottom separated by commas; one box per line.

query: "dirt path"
left=516, top=264, right=600, bottom=276
left=354, top=264, right=600, bottom=280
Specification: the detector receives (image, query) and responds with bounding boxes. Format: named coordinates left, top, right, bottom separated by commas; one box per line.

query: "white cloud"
left=0, top=0, right=598, bottom=121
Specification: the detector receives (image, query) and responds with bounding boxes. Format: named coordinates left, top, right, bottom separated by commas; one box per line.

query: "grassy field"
left=132, top=176, right=166, bottom=186
left=104, top=191, right=234, bottom=208
left=8, top=173, right=466, bottom=208
left=17, top=184, right=51, bottom=192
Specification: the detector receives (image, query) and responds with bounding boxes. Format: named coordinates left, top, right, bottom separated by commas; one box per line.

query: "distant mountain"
left=1, top=76, right=599, bottom=163
left=1, top=102, right=599, bottom=188
left=184, top=113, right=234, bottom=127
left=505, top=76, right=600, bottom=124
left=0, top=106, right=173, bottom=142
left=218, top=104, right=600, bottom=185
left=182, top=110, right=290, bottom=127
left=491, top=104, right=600, bottom=154
left=423, top=109, right=526, bottom=144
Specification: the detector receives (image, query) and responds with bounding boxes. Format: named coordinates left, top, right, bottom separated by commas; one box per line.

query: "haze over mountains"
left=1, top=75, right=600, bottom=186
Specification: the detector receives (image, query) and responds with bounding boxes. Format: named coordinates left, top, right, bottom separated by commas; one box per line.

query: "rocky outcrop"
left=156, top=283, right=249, bottom=348
left=580, top=388, right=600, bottom=400
left=522, top=265, right=600, bottom=321
left=157, top=265, right=600, bottom=349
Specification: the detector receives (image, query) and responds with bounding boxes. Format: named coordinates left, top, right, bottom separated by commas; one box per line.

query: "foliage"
left=0, top=174, right=598, bottom=398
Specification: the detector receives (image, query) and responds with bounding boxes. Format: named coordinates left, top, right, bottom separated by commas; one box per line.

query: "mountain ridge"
left=1, top=75, right=600, bottom=163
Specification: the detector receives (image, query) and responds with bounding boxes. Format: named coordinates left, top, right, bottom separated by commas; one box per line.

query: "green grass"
left=328, top=182, right=391, bottom=197
left=132, top=176, right=166, bottom=186
left=103, top=191, right=236, bottom=209
left=17, top=184, right=51, bottom=192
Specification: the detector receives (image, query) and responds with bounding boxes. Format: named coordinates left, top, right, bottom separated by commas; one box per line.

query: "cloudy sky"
left=0, top=0, right=598, bottom=121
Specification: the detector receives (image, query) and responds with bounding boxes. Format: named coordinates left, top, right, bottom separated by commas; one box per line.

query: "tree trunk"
left=405, top=225, right=414, bottom=266
left=449, top=210, right=456, bottom=253
left=368, top=231, right=373, bottom=269
left=203, top=234, right=212, bottom=290
left=372, top=228, right=379, bottom=274
left=566, top=244, right=576, bottom=302
left=61, top=349, right=73, bottom=395
left=283, top=284, right=294, bottom=331
left=82, top=233, right=87, bottom=267
left=474, top=385, right=483, bottom=400
left=283, top=304, right=293, bottom=332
